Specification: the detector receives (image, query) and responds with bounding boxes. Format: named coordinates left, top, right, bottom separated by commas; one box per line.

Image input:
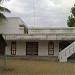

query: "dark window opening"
left=11, top=41, right=16, bottom=55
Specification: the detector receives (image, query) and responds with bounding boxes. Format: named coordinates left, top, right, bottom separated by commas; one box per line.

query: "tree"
left=0, top=0, right=10, bottom=69
left=0, top=0, right=11, bottom=20
left=67, top=4, right=75, bottom=27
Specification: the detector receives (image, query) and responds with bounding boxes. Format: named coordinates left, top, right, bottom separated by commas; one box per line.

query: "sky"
left=2, top=0, right=75, bottom=27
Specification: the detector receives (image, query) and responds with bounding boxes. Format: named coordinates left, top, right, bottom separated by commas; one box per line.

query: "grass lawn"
left=0, top=59, right=75, bottom=75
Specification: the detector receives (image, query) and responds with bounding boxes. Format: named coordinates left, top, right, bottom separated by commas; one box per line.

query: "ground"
left=0, top=59, right=75, bottom=75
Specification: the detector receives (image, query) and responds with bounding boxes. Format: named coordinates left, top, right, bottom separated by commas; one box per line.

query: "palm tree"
left=0, top=0, right=11, bottom=68
left=0, top=0, right=11, bottom=20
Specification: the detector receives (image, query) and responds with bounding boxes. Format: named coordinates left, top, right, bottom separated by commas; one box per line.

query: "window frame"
left=48, top=41, right=54, bottom=55
left=11, top=41, right=16, bottom=55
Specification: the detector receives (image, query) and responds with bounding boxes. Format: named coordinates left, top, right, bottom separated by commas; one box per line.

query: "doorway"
left=26, top=42, right=38, bottom=55
left=59, top=41, right=70, bottom=52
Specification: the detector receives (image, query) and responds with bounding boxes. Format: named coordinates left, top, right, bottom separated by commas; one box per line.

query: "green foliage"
left=67, top=15, right=75, bottom=27
left=0, top=0, right=7, bottom=2
left=71, top=4, right=75, bottom=17
left=0, top=6, right=10, bottom=13
left=67, top=4, right=75, bottom=27
left=0, top=0, right=11, bottom=20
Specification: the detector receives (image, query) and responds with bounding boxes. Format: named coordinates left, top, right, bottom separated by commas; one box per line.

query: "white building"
left=0, top=17, right=75, bottom=62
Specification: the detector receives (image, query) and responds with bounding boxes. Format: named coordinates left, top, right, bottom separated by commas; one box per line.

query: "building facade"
left=0, top=17, right=75, bottom=62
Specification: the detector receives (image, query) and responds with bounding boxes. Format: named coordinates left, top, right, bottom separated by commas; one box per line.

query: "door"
left=26, top=42, right=38, bottom=55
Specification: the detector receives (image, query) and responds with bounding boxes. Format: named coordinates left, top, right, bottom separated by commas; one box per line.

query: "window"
left=48, top=41, right=54, bottom=55
left=11, top=41, right=16, bottom=55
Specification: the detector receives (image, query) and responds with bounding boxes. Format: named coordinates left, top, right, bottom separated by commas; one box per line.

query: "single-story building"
left=0, top=17, right=75, bottom=62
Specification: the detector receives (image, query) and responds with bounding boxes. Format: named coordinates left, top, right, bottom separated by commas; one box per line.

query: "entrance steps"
left=59, top=41, right=75, bottom=62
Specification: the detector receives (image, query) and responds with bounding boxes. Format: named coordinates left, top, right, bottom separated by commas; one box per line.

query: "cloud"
left=2, top=0, right=75, bottom=27
left=3, top=0, right=34, bottom=16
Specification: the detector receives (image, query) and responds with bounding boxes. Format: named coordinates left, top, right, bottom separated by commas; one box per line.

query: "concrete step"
left=0, top=55, right=58, bottom=61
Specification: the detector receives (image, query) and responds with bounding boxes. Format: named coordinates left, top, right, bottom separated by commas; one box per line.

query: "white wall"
left=38, top=41, right=48, bottom=56
left=0, top=17, right=25, bottom=34
left=38, top=41, right=59, bottom=56
left=6, top=41, right=11, bottom=55
left=6, top=40, right=26, bottom=56
left=6, top=40, right=59, bottom=56
left=16, top=41, right=26, bottom=56
left=54, top=41, right=59, bottom=56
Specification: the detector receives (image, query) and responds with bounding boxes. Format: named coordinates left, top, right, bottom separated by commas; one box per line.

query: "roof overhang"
left=3, top=34, right=75, bottom=41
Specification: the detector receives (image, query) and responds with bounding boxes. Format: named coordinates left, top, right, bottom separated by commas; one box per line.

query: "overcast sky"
left=2, top=0, right=75, bottom=27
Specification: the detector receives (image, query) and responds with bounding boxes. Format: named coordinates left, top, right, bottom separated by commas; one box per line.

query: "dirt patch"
left=1, top=67, right=15, bottom=72
left=0, top=59, right=75, bottom=75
